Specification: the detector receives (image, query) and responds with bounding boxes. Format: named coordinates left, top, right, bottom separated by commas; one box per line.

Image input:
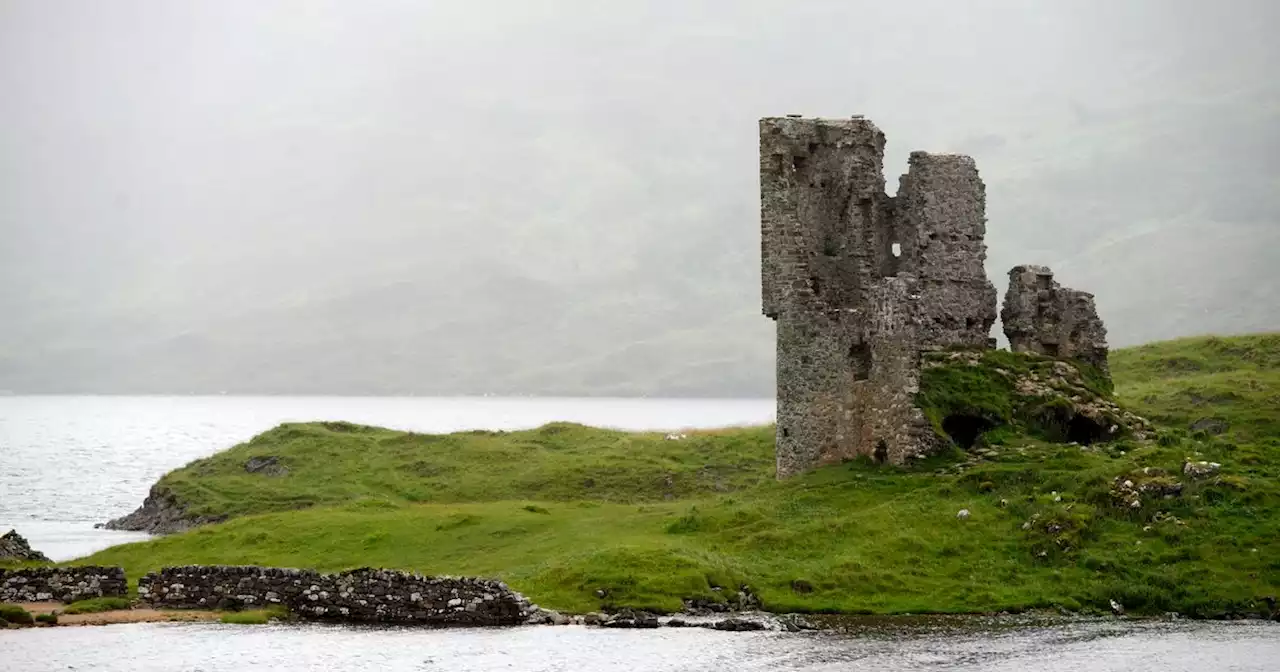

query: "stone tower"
left=760, top=116, right=996, bottom=478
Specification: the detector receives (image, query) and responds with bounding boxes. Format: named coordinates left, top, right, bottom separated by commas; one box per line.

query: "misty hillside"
left=1, top=1, right=1277, bottom=396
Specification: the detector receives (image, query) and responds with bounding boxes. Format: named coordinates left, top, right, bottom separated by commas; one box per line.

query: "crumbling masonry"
left=760, top=116, right=1108, bottom=478
left=1001, top=265, right=1109, bottom=375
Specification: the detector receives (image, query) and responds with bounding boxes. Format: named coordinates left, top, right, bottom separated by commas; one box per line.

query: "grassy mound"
left=78, top=334, right=1279, bottom=617
left=0, top=604, right=34, bottom=625
left=1113, top=333, right=1280, bottom=444
left=61, top=597, right=132, bottom=615
left=220, top=606, right=288, bottom=624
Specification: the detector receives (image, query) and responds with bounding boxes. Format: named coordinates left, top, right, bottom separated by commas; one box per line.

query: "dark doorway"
left=1033, top=405, right=1112, bottom=446
left=874, top=440, right=889, bottom=464
left=1066, top=414, right=1108, bottom=445
left=942, top=414, right=995, bottom=449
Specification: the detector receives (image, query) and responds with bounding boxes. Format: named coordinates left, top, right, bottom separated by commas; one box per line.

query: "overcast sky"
left=1, top=1, right=1276, bottom=394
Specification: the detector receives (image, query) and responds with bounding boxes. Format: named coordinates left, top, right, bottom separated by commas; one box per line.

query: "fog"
left=2, top=0, right=1276, bottom=395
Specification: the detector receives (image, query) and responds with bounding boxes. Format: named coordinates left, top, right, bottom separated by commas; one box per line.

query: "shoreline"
left=14, top=602, right=221, bottom=627
left=6, top=601, right=1279, bottom=632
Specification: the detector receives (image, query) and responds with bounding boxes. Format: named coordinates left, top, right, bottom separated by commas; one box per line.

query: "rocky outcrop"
left=538, top=608, right=808, bottom=631
left=0, top=566, right=127, bottom=603
left=139, top=565, right=536, bottom=626
left=244, top=455, right=288, bottom=476
left=0, top=530, right=50, bottom=563
left=1183, top=461, right=1222, bottom=478
left=1002, top=265, right=1110, bottom=375
left=102, top=485, right=223, bottom=535
left=682, top=585, right=762, bottom=614
left=600, top=610, right=660, bottom=628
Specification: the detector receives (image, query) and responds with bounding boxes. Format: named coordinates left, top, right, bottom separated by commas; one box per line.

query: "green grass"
left=35, top=612, right=57, bottom=624
left=1113, top=333, right=1280, bottom=444
left=61, top=597, right=132, bottom=615
left=77, top=334, right=1280, bottom=618
left=0, top=604, right=34, bottom=625
left=0, top=558, right=52, bottom=570
left=220, top=606, right=288, bottom=624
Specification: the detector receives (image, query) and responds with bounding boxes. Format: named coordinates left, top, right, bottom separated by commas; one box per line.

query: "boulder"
left=712, top=617, right=766, bottom=631
left=244, top=456, right=289, bottom=477
left=1189, top=418, right=1229, bottom=436
left=1183, top=461, right=1222, bottom=478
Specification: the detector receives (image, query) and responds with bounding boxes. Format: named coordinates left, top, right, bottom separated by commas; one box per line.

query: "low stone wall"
left=137, top=565, right=319, bottom=610
left=139, top=566, right=536, bottom=626
left=0, top=566, right=127, bottom=603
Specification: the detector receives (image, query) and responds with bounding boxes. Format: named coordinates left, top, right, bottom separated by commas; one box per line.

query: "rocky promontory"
left=103, top=485, right=223, bottom=535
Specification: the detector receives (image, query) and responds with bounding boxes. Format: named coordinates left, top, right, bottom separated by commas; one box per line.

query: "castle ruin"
left=760, top=116, right=1108, bottom=478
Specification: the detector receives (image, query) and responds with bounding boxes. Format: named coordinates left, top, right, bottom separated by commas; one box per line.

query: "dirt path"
left=16, top=602, right=222, bottom=626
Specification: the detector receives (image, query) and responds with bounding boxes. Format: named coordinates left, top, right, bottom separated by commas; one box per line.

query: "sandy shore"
left=17, top=602, right=222, bottom=626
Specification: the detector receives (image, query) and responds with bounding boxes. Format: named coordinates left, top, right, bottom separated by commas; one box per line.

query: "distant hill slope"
left=1112, top=332, right=1280, bottom=443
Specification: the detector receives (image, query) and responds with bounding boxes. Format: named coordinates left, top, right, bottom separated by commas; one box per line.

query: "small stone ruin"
left=1001, top=265, right=1109, bottom=374
left=760, top=116, right=1109, bottom=477
left=0, top=529, right=50, bottom=563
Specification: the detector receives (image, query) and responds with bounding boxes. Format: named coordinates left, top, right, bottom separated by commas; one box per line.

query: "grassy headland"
left=144, top=421, right=776, bottom=521
left=78, top=334, right=1279, bottom=617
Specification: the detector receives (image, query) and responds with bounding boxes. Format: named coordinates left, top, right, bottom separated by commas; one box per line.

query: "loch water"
left=1, top=396, right=1276, bottom=671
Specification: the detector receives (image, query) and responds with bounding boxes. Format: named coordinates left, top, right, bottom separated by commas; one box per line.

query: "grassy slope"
left=157, top=422, right=775, bottom=519
left=80, top=335, right=1279, bottom=616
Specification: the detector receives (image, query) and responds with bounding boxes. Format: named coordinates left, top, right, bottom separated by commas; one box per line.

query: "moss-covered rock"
left=918, top=349, right=1152, bottom=449
left=0, top=604, right=34, bottom=625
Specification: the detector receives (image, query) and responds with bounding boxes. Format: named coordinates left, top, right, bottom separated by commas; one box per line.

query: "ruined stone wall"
left=761, top=117, right=920, bottom=476
left=760, top=116, right=890, bottom=321
left=1002, top=265, right=1109, bottom=374
left=0, top=566, right=127, bottom=603
left=894, top=152, right=998, bottom=348
left=761, top=116, right=996, bottom=477
left=139, top=565, right=535, bottom=625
